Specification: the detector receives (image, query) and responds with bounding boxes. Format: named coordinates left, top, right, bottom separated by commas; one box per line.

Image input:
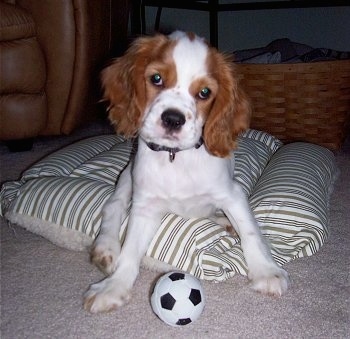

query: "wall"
left=144, top=5, right=350, bottom=52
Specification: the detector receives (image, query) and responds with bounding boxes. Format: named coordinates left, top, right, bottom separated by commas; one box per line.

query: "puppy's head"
left=102, top=31, right=251, bottom=157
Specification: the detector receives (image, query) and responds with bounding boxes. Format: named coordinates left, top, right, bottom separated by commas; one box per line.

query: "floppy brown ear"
left=203, top=52, right=251, bottom=157
left=101, top=35, right=168, bottom=137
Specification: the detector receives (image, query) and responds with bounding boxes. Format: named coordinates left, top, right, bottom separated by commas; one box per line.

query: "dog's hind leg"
left=90, top=162, right=133, bottom=275
left=209, top=213, right=238, bottom=237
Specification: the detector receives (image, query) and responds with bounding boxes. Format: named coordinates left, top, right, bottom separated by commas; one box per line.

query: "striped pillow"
left=0, top=130, right=337, bottom=281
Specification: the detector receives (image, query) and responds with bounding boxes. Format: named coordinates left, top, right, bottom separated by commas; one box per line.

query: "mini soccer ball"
left=151, top=271, right=205, bottom=326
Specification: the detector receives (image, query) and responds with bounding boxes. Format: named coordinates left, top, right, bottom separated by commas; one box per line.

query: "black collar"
left=146, top=137, right=203, bottom=162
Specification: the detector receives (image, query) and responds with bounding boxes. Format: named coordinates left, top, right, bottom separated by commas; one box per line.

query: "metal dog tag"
left=169, top=150, right=176, bottom=162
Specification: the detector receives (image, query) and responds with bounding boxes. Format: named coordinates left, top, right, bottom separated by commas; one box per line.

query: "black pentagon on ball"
left=160, top=293, right=176, bottom=310
left=168, top=272, right=185, bottom=281
left=176, top=318, right=192, bottom=326
left=189, top=288, right=202, bottom=306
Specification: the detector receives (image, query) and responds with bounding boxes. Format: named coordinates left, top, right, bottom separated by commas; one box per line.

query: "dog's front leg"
left=224, top=182, right=290, bottom=297
left=84, top=209, right=163, bottom=313
left=90, top=162, right=133, bottom=275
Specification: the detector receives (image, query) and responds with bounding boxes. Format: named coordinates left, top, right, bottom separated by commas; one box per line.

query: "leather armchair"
left=0, top=0, right=129, bottom=150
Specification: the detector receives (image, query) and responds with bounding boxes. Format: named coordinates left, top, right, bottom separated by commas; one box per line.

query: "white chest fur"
left=132, top=139, right=234, bottom=218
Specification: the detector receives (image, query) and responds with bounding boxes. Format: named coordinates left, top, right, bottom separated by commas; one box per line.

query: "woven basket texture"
left=236, top=59, right=350, bottom=150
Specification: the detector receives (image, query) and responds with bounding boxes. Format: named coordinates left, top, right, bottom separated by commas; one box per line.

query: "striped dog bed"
left=0, top=130, right=338, bottom=281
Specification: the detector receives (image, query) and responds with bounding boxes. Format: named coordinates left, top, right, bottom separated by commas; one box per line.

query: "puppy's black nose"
left=161, top=109, right=186, bottom=130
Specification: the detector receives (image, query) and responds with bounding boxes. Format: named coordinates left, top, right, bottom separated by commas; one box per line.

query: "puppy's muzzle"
left=161, top=109, right=186, bottom=132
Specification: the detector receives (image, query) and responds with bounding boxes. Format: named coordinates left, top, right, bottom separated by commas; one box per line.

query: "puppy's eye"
left=150, top=73, right=163, bottom=86
left=198, top=87, right=211, bottom=100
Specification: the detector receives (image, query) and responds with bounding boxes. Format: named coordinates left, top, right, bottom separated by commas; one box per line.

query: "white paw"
left=83, top=277, right=131, bottom=313
left=248, top=265, right=290, bottom=297
left=90, top=234, right=120, bottom=275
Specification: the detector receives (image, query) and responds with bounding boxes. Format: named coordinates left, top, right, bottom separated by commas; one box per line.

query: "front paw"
left=83, top=278, right=131, bottom=313
left=248, top=265, right=290, bottom=297
left=90, top=234, right=120, bottom=275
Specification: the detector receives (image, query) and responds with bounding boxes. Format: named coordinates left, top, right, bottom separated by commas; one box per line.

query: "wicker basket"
left=236, top=59, right=350, bottom=150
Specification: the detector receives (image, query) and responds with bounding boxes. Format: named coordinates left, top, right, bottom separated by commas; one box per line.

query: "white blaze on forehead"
left=170, top=33, right=209, bottom=88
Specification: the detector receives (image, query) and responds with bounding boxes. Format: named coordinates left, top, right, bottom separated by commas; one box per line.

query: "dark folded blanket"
left=233, top=38, right=350, bottom=64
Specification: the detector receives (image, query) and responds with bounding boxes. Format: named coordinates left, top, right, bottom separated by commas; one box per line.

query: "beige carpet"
left=1, top=121, right=349, bottom=339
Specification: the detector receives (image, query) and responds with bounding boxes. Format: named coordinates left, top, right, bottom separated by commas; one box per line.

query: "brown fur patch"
left=101, top=35, right=176, bottom=137
left=203, top=48, right=251, bottom=157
